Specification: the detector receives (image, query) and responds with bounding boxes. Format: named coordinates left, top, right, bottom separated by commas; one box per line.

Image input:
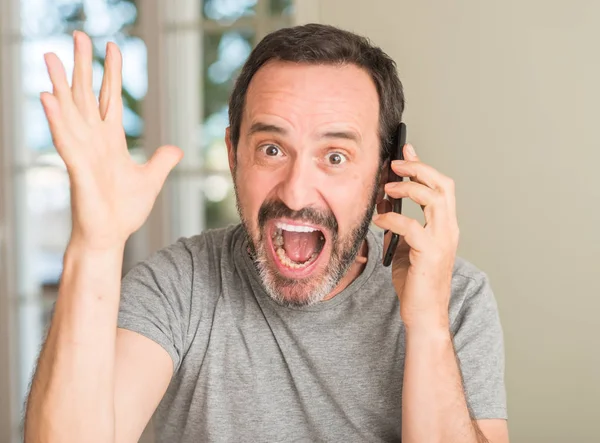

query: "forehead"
left=242, top=61, right=380, bottom=137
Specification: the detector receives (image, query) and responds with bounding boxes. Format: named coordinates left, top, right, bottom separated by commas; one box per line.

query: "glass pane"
left=203, top=0, right=257, bottom=23
left=13, top=165, right=71, bottom=407
left=20, top=0, right=139, bottom=39
left=203, top=174, right=240, bottom=229
left=270, top=0, right=294, bottom=16
left=21, top=34, right=147, bottom=156
left=24, top=166, right=71, bottom=286
left=202, top=30, right=254, bottom=169
left=24, top=97, right=54, bottom=155
left=11, top=0, right=145, bottom=432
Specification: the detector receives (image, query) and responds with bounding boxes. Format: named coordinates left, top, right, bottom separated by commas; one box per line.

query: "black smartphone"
left=382, top=123, right=407, bottom=267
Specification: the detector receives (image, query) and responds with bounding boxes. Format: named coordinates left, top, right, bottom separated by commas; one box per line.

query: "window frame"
left=144, top=0, right=318, bottom=248
left=0, top=2, right=321, bottom=441
left=0, top=0, right=24, bottom=439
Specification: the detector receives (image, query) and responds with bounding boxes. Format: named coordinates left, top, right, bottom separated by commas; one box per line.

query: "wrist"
left=403, top=316, right=451, bottom=340
left=68, top=230, right=127, bottom=254
left=63, top=237, right=125, bottom=274
left=404, top=324, right=453, bottom=354
left=58, top=237, right=125, bottom=310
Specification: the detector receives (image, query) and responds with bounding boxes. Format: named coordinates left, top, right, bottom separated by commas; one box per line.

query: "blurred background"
left=0, top=1, right=598, bottom=442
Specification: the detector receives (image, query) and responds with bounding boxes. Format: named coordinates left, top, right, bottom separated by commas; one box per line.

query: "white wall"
left=308, top=1, right=600, bottom=442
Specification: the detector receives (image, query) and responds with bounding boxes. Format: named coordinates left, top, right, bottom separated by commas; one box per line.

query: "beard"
left=233, top=173, right=380, bottom=308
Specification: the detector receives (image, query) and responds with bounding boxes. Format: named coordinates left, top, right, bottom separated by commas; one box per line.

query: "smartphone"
left=382, top=122, right=407, bottom=267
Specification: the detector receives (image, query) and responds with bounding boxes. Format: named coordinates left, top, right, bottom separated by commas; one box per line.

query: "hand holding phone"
left=382, top=123, right=407, bottom=267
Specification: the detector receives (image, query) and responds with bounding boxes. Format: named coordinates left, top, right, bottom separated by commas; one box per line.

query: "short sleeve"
left=118, top=239, right=194, bottom=373
left=450, top=272, right=508, bottom=420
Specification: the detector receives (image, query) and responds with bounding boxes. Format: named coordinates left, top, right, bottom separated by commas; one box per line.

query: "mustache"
left=257, top=200, right=338, bottom=235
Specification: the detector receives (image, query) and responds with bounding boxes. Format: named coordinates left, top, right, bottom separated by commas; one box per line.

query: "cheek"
left=235, top=166, right=278, bottom=223
left=324, top=172, right=374, bottom=232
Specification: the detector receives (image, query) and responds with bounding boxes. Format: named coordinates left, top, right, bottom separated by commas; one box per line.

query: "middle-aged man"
left=24, top=24, right=509, bottom=443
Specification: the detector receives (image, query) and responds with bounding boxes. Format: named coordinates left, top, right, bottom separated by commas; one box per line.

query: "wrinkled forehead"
left=242, top=61, right=380, bottom=142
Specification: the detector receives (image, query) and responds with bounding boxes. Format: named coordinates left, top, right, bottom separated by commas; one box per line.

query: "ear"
left=225, top=127, right=236, bottom=174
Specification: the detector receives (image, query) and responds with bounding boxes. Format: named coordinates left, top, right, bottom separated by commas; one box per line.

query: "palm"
left=41, top=32, right=182, bottom=248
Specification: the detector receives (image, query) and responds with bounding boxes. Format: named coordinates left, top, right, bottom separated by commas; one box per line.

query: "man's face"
left=226, top=61, right=381, bottom=307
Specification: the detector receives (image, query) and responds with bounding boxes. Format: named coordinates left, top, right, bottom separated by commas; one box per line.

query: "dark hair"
left=228, top=23, right=405, bottom=163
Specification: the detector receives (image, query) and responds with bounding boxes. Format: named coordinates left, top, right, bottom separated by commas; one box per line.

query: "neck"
left=322, top=239, right=369, bottom=301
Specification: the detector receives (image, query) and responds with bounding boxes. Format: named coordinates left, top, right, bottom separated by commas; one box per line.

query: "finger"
left=391, top=159, right=454, bottom=194
left=372, top=212, right=430, bottom=252
left=44, top=54, right=86, bottom=125
left=400, top=143, right=428, bottom=190
left=385, top=181, right=454, bottom=232
left=71, top=31, right=99, bottom=120
left=40, top=92, right=73, bottom=159
left=44, top=53, right=74, bottom=106
left=145, top=145, right=184, bottom=194
left=403, top=144, right=419, bottom=187
left=103, top=42, right=123, bottom=122
left=376, top=162, right=388, bottom=203
left=40, top=92, right=62, bottom=138
left=403, top=143, right=418, bottom=161
left=376, top=198, right=391, bottom=216
left=384, top=180, right=441, bottom=209
left=98, top=43, right=110, bottom=119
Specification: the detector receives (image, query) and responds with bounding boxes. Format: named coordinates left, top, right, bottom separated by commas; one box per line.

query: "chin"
left=259, top=265, right=339, bottom=307
left=250, top=218, right=344, bottom=307
left=239, top=197, right=373, bottom=307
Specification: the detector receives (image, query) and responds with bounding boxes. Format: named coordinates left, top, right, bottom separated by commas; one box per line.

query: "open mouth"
left=270, top=221, right=327, bottom=270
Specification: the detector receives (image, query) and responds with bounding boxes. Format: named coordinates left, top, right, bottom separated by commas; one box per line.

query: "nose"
left=276, top=156, right=320, bottom=211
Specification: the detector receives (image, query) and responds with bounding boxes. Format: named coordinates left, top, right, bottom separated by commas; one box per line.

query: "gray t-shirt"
left=118, top=225, right=507, bottom=443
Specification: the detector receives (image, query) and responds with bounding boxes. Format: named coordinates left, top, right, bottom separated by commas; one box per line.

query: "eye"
left=260, top=144, right=283, bottom=157
left=325, top=152, right=347, bottom=166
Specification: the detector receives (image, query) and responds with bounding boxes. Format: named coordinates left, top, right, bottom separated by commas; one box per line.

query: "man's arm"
left=373, top=143, right=508, bottom=443
left=402, top=325, right=508, bottom=443
left=24, top=244, right=173, bottom=443
left=23, top=30, right=182, bottom=443
left=114, top=329, right=174, bottom=442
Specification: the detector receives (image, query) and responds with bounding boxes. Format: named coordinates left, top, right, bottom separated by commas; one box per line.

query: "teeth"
left=270, top=222, right=324, bottom=270
left=273, top=228, right=284, bottom=247
left=276, top=246, right=319, bottom=269
left=275, top=222, right=318, bottom=233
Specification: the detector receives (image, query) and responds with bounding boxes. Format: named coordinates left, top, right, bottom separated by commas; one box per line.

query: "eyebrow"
left=247, top=121, right=362, bottom=145
left=248, top=122, right=287, bottom=137
left=318, top=129, right=361, bottom=144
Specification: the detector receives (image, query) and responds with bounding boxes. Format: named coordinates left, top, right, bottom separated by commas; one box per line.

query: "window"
left=1, top=1, right=147, bottom=439
left=162, top=0, right=295, bottom=243
left=0, top=1, right=311, bottom=441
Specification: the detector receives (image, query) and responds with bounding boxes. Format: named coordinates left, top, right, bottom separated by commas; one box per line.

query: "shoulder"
left=123, top=224, right=242, bottom=287
left=448, top=257, right=501, bottom=332
left=449, top=259, right=507, bottom=419
left=450, top=256, right=493, bottom=298
left=179, top=224, right=241, bottom=262
left=451, top=256, right=490, bottom=292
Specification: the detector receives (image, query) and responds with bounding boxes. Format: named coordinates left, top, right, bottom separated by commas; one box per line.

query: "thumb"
left=145, top=144, right=183, bottom=191
left=403, top=143, right=418, bottom=161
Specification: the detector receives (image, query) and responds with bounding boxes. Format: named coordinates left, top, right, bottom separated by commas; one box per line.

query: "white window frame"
left=0, top=2, right=321, bottom=441
left=0, top=0, right=24, bottom=439
left=142, top=0, right=320, bottom=250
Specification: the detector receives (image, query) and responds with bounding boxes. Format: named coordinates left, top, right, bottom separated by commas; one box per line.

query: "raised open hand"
left=40, top=31, right=183, bottom=249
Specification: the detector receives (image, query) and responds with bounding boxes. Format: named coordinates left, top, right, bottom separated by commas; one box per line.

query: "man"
left=24, top=24, right=508, bottom=442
